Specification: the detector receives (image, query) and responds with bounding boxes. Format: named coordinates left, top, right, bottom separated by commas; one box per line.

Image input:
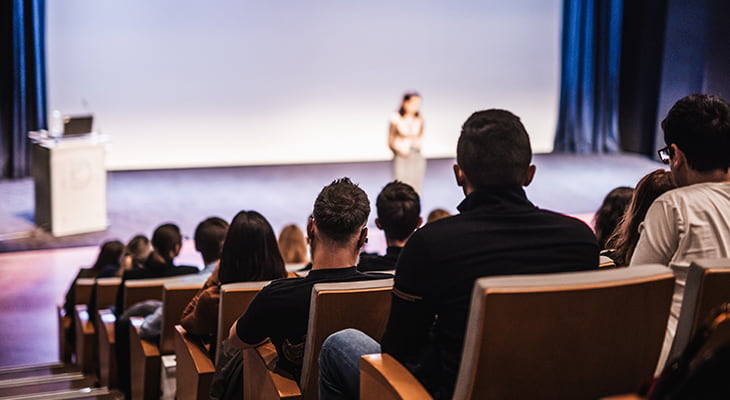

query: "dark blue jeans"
left=318, top=329, right=381, bottom=400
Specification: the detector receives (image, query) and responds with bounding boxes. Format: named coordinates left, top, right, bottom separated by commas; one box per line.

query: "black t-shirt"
left=381, top=185, right=599, bottom=399
left=357, top=246, right=402, bottom=272
left=236, top=266, right=392, bottom=379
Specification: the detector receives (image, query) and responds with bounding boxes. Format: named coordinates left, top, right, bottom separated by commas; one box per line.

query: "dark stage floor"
left=0, top=154, right=664, bottom=253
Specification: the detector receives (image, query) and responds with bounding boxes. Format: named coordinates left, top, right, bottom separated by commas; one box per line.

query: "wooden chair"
left=66, top=278, right=95, bottom=371
left=667, top=258, right=730, bottom=365
left=244, top=278, right=394, bottom=400
left=58, top=277, right=95, bottom=363
left=174, top=280, right=271, bottom=400
left=129, top=280, right=204, bottom=400
left=360, top=265, right=675, bottom=400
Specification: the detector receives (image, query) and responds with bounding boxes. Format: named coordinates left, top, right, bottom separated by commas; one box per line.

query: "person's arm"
left=413, top=117, right=424, bottom=151
left=629, top=198, right=679, bottom=266
left=388, top=122, right=406, bottom=157
left=380, top=232, right=435, bottom=366
left=226, top=289, right=271, bottom=349
left=180, top=286, right=219, bottom=337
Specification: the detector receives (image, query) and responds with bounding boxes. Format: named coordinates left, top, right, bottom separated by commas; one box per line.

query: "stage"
left=0, top=153, right=664, bottom=367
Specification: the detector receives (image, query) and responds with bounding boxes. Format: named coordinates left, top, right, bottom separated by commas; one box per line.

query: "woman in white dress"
left=389, top=92, right=425, bottom=193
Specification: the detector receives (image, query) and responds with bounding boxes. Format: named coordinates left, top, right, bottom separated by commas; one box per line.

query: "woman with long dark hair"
left=181, top=211, right=286, bottom=341
left=389, top=91, right=425, bottom=193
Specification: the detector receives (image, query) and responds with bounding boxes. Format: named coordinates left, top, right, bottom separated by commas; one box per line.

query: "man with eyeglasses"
left=631, top=93, right=730, bottom=371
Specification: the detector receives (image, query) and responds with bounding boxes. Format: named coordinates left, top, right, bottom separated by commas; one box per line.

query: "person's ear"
left=453, top=164, right=466, bottom=187
left=670, top=144, right=684, bottom=169
left=375, top=218, right=383, bottom=230
left=523, top=164, right=536, bottom=187
left=357, top=227, right=368, bottom=250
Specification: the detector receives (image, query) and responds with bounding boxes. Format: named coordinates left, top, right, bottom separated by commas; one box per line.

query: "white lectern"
left=31, top=134, right=108, bottom=236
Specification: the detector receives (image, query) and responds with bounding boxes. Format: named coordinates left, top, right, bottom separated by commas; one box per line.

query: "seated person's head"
left=150, top=223, right=183, bottom=265
left=194, top=217, right=229, bottom=265
left=427, top=208, right=451, bottom=224
left=309, top=177, right=370, bottom=252
left=661, top=94, right=730, bottom=185
left=93, top=240, right=125, bottom=271
left=278, top=224, right=308, bottom=264
left=219, top=211, right=286, bottom=284
left=120, top=235, right=152, bottom=273
left=455, top=109, right=535, bottom=191
left=375, top=181, right=421, bottom=243
left=607, top=169, right=676, bottom=266
left=593, top=186, right=634, bottom=249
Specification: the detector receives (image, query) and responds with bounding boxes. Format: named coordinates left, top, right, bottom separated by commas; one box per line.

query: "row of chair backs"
left=160, top=281, right=207, bottom=354
left=452, top=264, right=675, bottom=400
left=74, top=278, right=96, bottom=306
left=95, top=277, right=122, bottom=310
left=300, top=278, right=394, bottom=400
left=668, top=258, right=730, bottom=364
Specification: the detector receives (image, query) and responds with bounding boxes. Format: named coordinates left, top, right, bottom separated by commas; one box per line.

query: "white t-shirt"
left=630, top=181, right=730, bottom=371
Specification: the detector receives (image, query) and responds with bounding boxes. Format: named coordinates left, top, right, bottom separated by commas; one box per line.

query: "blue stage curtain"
left=554, top=0, right=623, bottom=154
left=0, top=0, right=46, bottom=179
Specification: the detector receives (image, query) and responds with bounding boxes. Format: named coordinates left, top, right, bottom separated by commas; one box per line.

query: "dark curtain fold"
left=554, top=0, right=622, bottom=154
left=0, top=0, right=46, bottom=179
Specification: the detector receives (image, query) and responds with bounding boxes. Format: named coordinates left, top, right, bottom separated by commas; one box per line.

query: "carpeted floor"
left=0, top=153, right=665, bottom=253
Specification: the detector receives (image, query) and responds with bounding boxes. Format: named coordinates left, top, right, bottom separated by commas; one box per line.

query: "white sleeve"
left=629, top=198, right=679, bottom=266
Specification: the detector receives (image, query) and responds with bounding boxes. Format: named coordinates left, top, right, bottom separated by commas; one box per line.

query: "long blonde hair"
left=278, top=224, right=308, bottom=264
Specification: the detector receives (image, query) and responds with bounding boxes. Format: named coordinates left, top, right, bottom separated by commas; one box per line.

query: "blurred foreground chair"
left=58, top=278, right=95, bottom=365
left=360, top=265, right=674, bottom=400
left=244, top=278, right=394, bottom=400
left=174, top=280, right=271, bottom=400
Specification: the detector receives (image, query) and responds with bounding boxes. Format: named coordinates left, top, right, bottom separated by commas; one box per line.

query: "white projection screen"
left=47, top=0, right=561, bottom=171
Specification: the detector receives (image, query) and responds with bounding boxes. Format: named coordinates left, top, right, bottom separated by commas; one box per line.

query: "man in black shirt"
left=319, top=109, right=599, bottom=400
left=228, top=178, right=391, bottom=380
left=358, top=181, right=421, bottom=272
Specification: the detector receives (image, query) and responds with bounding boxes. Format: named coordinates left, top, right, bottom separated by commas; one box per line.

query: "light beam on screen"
left=47, top=0, right=561, bottom=170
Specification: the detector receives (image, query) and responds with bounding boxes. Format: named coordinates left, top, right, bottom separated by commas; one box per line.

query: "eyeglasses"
left=657, top=146, right=673, bottom=164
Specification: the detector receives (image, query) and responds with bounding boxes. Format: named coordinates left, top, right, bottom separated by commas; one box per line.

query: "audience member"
left=593, top=186, right=634, bottom=249
left=358, top=181, right=421, bottom=272
left=194, top=217, right=229, bottom=274
left=318, top=109, right=599, bottom=400
left=278, top=224, right=308, bottom=266
left=605, top=170, right=675, bottom=266
left=115, top=234, right=152, bottom=277
left=426, top=207, right=451, bottom=223
left=630, top=94, right=730, bottom=371
left=228, top=178, right=392, bottom=381
left=181, top=211, right=287, bottom=351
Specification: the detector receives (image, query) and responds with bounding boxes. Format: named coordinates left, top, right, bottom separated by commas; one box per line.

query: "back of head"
left=219, top=211, right=286, bottom=284
left=313, top=177, right=370, bottom=245
left=151, top=223, right=182, bottom=264
left=278, top=224, right=308, bottom=264
left=608, top=169, right=676, bottom=265
left=662, top=94, right=730, bottom=172
left=194, top=217, right=229, bottom=264
left=427, top=208, right=451, bottom=224
left=93, top=240, right=125, bottom=270
left=594, top=186, right=634, bottom=249
left=457, top=109, right=532, bottom=186
left=376, top=181, right=421, bottom=241
left=121, top=235, right=152, bottom=272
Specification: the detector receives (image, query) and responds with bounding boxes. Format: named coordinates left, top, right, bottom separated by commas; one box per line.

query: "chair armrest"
left=243, top=341, right=301, bottom=400
left=74, top=304, right=97, bottom=374
left=129, top=317, right=161, bottom=400
left=96, top=308, right=117, bottom=387
left=360, top=354, right=432, bottom=400
left=58, top=304, right=72, bottom=363
left=174, top=325, right=215, bottom=400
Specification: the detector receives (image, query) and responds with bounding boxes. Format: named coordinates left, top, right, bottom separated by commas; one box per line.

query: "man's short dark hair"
left=194, top=217, right=229, bottom=262
left=662, top=94, right=730, bottom=172
left=456, top=109, right=532, bottom=186
left=151, top=223, right=182, bottom=261
left=376, top=181, right=420, bottom=241
left=313, top=177, right=370, bottom=244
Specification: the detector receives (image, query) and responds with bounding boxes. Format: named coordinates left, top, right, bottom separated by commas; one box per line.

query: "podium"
left=31, top=134, right=108, bottom=236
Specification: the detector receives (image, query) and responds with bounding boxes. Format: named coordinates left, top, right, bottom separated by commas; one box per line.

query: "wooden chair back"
left=299, top=278, right=394, bottom=400
left=216, top=280, right=271, bottom=362
left=94, top=277, right=122, bottom=310
left=123, top=275, right=205, bottom=310
left=160, top=281, right=205, bottom=354
left=451, top=265, right=674, bottom=400
left=669, top=258, right=730, bottom=364
left=75, top=278, right=96, bottom=305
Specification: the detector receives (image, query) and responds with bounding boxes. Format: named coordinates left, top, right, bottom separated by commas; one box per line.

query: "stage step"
left=0, top=363, right=76, bottom=381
